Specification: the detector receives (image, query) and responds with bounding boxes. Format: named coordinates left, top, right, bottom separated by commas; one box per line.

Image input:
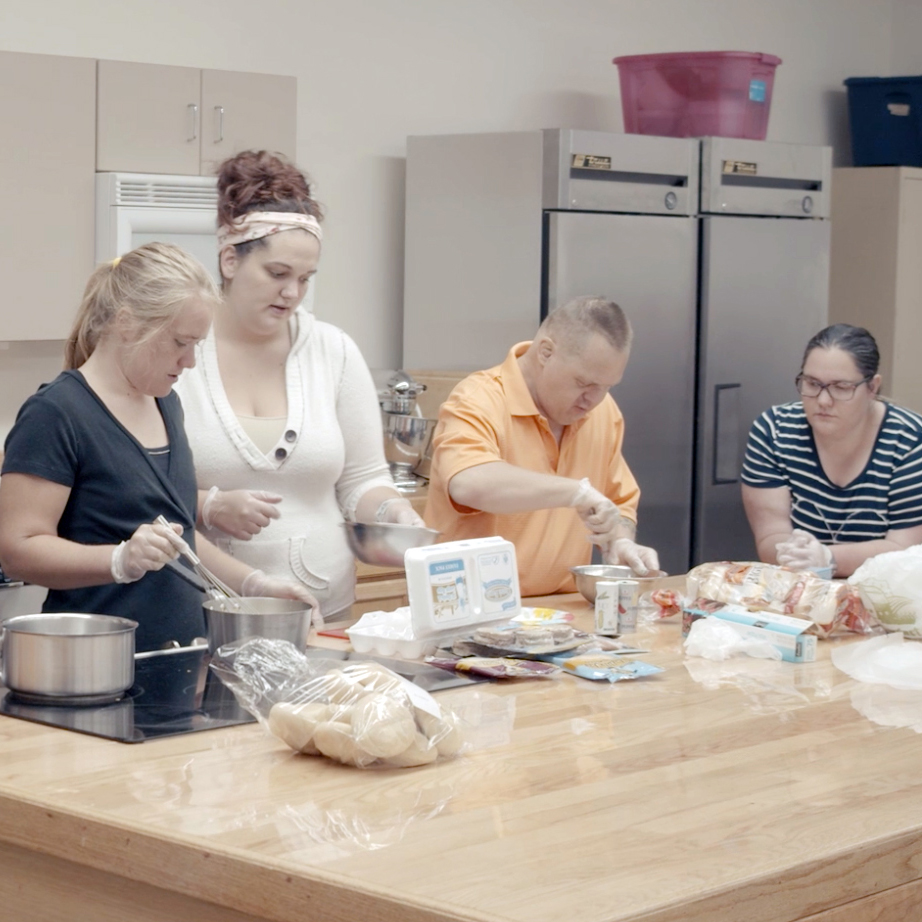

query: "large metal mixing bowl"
left=570, top=565, right=670, bottom=603
left=381, top=412, right=436, bottom=478
left=341, top=522, right=441, bottom=568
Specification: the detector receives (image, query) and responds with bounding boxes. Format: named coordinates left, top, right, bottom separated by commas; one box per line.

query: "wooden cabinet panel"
left=892, top=177, right=922, bottom=407
left=0, top=51, right=96, bottom=340
left=96, top=60, right=201, bottom=175
left=829, top=167, right=922, bottom=413
left=352, top=576, right=408, bottom=616
left=200, top=70, right=296, bottom=175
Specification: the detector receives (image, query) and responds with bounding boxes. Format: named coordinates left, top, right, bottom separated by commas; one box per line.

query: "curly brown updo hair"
left=216, top=150, right=323, bottom=260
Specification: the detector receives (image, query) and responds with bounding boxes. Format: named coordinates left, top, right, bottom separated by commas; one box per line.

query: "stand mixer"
left=378, top=372, right=436, bottom=493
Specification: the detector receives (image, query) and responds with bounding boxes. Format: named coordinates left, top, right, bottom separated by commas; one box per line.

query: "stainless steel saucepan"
left=0, top=612, right=138, bottom=701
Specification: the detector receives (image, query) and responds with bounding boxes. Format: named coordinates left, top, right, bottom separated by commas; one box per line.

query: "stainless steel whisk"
left=155, top=516, right=252, bottom=612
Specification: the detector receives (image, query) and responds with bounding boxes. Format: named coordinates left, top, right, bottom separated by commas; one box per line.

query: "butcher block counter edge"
left=4, top=778, right=922, bottom=922
left=0, top=786, right=481, bottom=922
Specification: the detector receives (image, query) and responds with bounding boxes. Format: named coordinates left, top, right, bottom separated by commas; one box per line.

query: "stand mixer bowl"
left=382, top=412, right=436, bottom=480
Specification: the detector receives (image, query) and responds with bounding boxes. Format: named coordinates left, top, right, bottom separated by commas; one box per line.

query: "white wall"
left=891, top=0, right=922, bottom=74
left=0, top=0, right=912, bottom=435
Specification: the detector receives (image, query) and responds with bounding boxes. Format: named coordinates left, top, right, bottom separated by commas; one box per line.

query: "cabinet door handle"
left=214, top=105, right=224, bottom=143
left=187, top=103, right=199, bottom=142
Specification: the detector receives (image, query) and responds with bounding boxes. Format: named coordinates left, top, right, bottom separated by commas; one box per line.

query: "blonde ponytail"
left=64, top=243, right=220, bottom=370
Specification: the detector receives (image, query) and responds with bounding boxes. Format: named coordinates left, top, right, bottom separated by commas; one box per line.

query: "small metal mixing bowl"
left=570, top=564, right=670, bottom=603
left=341, top=522, right=441, bottom=568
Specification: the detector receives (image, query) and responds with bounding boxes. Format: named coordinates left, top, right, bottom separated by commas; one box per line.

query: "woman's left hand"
left=241, top=569, right=323, bottom=627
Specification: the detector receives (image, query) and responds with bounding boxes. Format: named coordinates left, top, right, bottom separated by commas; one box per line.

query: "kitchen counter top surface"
left=1, top=587, right=922, bottom=922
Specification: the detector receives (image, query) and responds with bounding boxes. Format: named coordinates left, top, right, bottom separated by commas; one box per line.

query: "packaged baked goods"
left=426, top=655, right=561, bottom=679
left=211, top=638, right=465, bottom=768
left=686, top=561, right=875, bottom=638
left=451, top=623, right=590, bottom=658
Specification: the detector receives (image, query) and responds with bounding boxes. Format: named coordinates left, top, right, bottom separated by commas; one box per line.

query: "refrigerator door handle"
left=713, top=384, right=741, bottom=484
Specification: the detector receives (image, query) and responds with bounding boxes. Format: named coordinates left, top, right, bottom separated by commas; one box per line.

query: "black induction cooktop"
left=0, top=646, right=255, bottom=744
left=0, top=646, right=482, bottom=744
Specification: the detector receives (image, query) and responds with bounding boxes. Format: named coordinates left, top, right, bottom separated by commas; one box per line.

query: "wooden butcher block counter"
left=2, top=586, right=922, bottom=922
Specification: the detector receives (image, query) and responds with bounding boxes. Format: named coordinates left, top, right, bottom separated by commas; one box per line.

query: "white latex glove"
left=241, top=569, right=324, bottom=628
left=605, top=537, right=661, bottom=577
left=111, top=522, right=183, bottom=584
left=570, top=478, right=621, bottom=537
left=776, top=529, right=833, bottom=570
left=375, top=497, right=426, bottom=527
left=202, top=487, right=282, bottom=540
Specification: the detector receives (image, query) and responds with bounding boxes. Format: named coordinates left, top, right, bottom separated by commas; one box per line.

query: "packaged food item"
left=211, top=638, right=465, bottom=768
left=686, top=561, right=874, bottom=637
left=534, top=638, right=650, bottom=666
left=512, top=607, right=574, bottom=625
left=451, top=624, right=590, bottom=658
left=650, top=587, right=683, bottom=619
left=405, top=537, right=521, bottom=635
left=426, top=656, right=561, bottom=679
left=617, top=580, right=639, bottom=633
left=559, top=654, right=664, bottom=682
left=594, top=580, right=620, bottom=635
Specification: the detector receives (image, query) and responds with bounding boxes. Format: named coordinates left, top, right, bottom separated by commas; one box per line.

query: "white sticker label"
left=397, top=674, right=441, bottom=717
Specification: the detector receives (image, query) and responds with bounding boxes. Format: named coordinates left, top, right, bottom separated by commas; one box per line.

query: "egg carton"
left=345, top=627, right=439, bottom=661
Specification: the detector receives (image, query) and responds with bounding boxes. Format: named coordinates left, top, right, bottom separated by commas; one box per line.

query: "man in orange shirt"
left=425, top=296, right=660, bottom=597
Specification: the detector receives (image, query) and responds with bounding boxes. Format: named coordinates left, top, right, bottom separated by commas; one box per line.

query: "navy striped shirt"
left=741, top=401, right=922, bottom=542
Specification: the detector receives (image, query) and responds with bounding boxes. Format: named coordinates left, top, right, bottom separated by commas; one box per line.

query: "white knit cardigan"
left=175, top=307, right=394, bottom=617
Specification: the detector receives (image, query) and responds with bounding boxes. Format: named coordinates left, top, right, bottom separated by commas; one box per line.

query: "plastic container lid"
left=613, top=50, right=781, bottom=66
left=844, top=74, right=922, bottom=86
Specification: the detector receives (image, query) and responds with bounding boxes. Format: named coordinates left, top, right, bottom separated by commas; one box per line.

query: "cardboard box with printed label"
left=682, top=602, right=817, bottom=663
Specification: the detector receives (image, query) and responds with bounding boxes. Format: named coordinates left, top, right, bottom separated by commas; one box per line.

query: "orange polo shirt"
left=424, top=342, right=640, bottom=596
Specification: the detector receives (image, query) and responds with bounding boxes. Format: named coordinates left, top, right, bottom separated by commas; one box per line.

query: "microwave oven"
left=95, top=172, right=220, bottom=281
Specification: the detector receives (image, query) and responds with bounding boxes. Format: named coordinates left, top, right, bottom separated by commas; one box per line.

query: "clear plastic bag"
left=210, top=638, right=466, bottom=769
left=686, top=560, right=875, bottom=638
left=831, top=632, right=922, bottom=690
left=848, top=546, right=922, bottom=638
left=683, top=617, right=783, bottom=662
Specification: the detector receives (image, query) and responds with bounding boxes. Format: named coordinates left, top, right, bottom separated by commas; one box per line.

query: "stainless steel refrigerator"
left=404, top=129, right=831, bottom=573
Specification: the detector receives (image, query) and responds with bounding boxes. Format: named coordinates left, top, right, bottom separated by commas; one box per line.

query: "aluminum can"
left=594, top=581, right=620, bottom=635
left=617, top=579, right=640, bottom=634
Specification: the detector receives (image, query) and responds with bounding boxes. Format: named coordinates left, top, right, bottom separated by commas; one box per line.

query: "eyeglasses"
left=795, top=373, right=872, bottom=401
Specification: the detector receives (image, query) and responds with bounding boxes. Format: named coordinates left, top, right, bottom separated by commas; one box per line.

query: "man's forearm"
left=448, top=462, right=581, bottom=514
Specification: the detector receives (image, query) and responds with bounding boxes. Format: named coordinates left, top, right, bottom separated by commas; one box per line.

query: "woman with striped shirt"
left=741, top=324, right=922, bottom=577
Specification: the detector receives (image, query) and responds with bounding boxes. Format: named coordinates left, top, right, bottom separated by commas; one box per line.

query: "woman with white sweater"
left=175, top=150, right=423, bottom=621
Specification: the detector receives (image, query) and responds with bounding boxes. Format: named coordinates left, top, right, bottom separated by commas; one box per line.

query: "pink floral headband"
left=217, top=211, right=323, bottom=250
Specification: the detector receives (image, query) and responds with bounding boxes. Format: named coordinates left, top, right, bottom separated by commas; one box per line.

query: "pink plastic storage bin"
left=613, top=51, right=782, bottom=139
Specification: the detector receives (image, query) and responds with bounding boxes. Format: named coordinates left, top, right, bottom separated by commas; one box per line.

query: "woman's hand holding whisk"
left=111, top=522, right=184, bottom=584
left=241, top=569, right=324, bottom=628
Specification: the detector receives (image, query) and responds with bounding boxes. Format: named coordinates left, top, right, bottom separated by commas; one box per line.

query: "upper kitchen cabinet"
left=0, top=51, right=96, bottom=340
left=829, top=167, right=922, bottom=413
left=97, top=60, right=201, bottom=174
left=96, top=61, right=296, bottom=176
left=200, top=69, right=296, bottom=175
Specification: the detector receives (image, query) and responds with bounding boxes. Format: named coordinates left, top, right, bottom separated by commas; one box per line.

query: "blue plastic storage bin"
left=844, top=75, right=922, bottom=167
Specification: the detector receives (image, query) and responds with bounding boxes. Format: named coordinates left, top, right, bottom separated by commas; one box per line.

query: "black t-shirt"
left=2, top=371, right=204, bottom=652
